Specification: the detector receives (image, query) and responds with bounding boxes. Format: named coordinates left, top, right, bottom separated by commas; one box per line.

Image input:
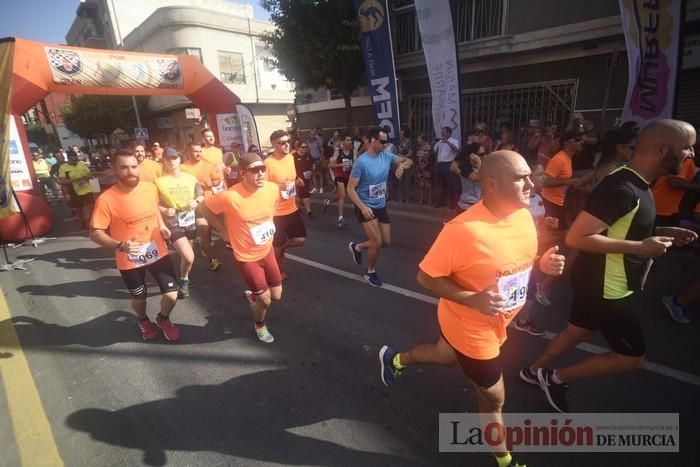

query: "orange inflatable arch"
left=1, top=37, right=242, bottom=241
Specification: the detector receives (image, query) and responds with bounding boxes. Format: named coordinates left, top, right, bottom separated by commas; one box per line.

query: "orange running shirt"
left=201, top=146, right=223, bottom=166
left=139, top=158, right=162, bottom=182
left=264, top=154, right=299, bottom=216
left=541, top=150, right=573, bottom=207
left=419, top=201, right=538, bottom=360
left=652, top=158, right=697, bottom=216
left=205, top=182, right=280, bottom=262
left=181, top=160, right=223, bottom=196
left=90, top=182, right=169, bottom=270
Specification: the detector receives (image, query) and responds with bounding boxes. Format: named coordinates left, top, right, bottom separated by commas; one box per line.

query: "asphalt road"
left=0, top=197, right=699, bottom=467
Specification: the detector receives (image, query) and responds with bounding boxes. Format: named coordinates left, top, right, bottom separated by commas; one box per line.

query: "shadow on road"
left=16, top=247, right=116, bottom=272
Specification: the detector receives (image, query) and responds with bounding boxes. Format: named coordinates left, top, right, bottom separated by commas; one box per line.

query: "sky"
left=0, top=0, right=271, bottom=44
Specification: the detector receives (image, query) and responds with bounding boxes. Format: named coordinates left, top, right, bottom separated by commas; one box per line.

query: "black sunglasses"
left=246, top=166, right=266, bottom=174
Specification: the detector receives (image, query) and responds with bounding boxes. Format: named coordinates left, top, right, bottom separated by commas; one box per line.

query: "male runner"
left=58, top=150, right=94, bottom=229
left=201, top=129, right=224, bottom=166
left=523, top=119, right=697, bottom=413
left=89, top=150, right=181, bottom=342
left=133, top=142, right=162, bottom=182
left=154, top=147, right=204, bottom=298
left=541, top=129, right=584, bottom=228
left=200, top=153, right=282, bottom=343
left=265, top=130, right=306, bottom=279
left=347, top=127, right=413, bottom=287
left=379, top=151, right=564, bottom=467
left=182, top=143, right=224, bottom=271
left=324, top=134, right=355, bottom=228
left=293, top=140, right=314, bottom=218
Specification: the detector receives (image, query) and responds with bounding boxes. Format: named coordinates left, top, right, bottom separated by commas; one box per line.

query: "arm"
left=89, top=227, right=122, bottom=251
left=198, top=199, right=227, bottom=235
left=668, top=177, right=700, bottom=192
left=543, top=174, right=579, bottom=187
left=416, top=270, right=506, bottom=315
left=449, top=160, right=461, bottom=177
left=347, top=176, right=374, bottom=221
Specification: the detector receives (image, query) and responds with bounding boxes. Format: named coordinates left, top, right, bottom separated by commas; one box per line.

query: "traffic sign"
left=133, top=127, right=149, bottom=139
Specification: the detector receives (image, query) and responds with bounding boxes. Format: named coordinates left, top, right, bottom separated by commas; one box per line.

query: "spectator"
left=307, top=129, right=324, bottom=193
left=572, top=119, right=601, bottom=176
left=540, top=128, right=584, bottom=228
left=537, top=123, right=560, bottom=163
left=433, top=126, right=460, bottom=208
left=523, top=119, right=544, bottom=163
left=396, top=126, right=415, bottom=203
left=451, top=143, right=485, bottom=214
left=352, top=127, right=364, bottom=153
left=495, top=123, right=516, bottom=151
left=474, top=122, right=493, bottom=154
left=44, top=149, right=57, bottom=167
left=151, top=142, right=164, bottom=162
left=414, top=134, right=433, bottom=204
left=32, top=151, right=61, bottom=200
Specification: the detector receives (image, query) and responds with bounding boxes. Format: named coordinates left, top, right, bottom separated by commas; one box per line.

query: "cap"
left=164, top=147, right=179, bottom=158
left=238, top=152, right=263, bottom=169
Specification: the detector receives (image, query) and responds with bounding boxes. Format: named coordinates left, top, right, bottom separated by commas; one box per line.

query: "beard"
left=661, top=149, right=683, bottom=176
left=118, top=173, right=139, bottom=187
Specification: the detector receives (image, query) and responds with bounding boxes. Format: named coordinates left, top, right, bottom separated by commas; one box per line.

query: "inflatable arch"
left=0, top=37, right=242, bottom=241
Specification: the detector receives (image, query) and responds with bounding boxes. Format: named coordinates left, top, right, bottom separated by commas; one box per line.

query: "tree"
left=60, top=95, right=146, bottom=140
left=25, top=122, right=49, bottom=147
left=260, top=0, right=365, bottom=131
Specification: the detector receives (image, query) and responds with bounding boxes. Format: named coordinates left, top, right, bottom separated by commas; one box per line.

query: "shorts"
left=273, top=210, right=307, bottom=247
left=297, top=182, right=310, bottom=199
left=237, top=248, right=282, bottom=294
left=70, top=192, right=94, bottom=209
left=170, top=227, right=196, bottom=242
left=542, top=198, right=565, bottom=230
left=568, top=292, right=645, bottom=357
left=119, top=256, right=179, bottom=298
left=355, top=205, right=390, bottom=224
left=334, top=176, right=349, bottom=186
left=441, top=330, right=502, bottom=388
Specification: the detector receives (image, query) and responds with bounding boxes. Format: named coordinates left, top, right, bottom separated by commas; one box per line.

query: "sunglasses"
left=246, top=166, right=266, bottom=174
left=378, top=139, right=389, bottom=144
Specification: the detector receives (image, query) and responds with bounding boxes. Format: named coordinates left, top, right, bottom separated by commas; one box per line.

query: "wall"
left=507, top=0, right=619, bottom=35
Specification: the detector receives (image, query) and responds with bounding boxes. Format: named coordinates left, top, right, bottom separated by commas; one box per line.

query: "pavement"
left=1, top=196, right=699, bottom=467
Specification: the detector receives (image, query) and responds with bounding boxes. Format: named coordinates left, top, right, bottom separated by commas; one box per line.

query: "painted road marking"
left=287, top=254, right=700, bottom=387
left=0, top=288, right=63, bottom=466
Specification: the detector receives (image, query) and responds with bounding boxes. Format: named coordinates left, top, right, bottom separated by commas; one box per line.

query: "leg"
left=131, top=297, right=147, bottom=320
left=360, top=219, right=383, bottom=270
left=172, top=237, right=195, bottom=279
left=398, top=334, right=458, bottom=366
left=302, top=197, right=311, bottom=214
left=336, top=183, right=346, bottom=218
left=472, top=377, right=509, bottom=457
left=555, top=351, right=644, bottom=383
left=530, top=323, right=593, bottom=369
left=252, top=289, right=273, bottom=323
left=159, top=291, right=178, bottom=318
left=378, top=222, right=391, bottom=247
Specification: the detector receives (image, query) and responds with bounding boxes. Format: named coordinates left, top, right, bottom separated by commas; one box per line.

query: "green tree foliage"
left=260, top=0, right=365, bottom=129
left=25, top=122, right=49, bottom=147
left=60, top=95, right=145, bottom=139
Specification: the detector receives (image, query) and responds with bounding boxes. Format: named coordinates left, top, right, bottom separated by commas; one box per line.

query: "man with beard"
left=58, top=150, right=94, bottom=228
left=90, top=150, right=181, bottom=342
left=541, top=128, right=584, bottom=229
left=522, top=119, right=697, bottom=413
left=201, top=129, right=224, bottom=166
left=133, top=142, right=162, bottom=182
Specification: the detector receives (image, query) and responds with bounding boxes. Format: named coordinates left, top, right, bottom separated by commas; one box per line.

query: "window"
left=218, top=51, right=246, bottom=84
left=167, top=47, right=203, bottom=63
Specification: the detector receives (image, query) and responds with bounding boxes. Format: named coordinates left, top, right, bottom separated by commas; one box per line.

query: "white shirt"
left=433, top=137, right=459, bottom=163
left=528, top=193, right=546, bottom=224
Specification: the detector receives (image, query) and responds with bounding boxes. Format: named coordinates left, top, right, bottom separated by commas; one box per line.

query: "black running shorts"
left=355, top=205, right=390, bottom=224
left=119, top=256, right=179, bottom=298
left=272, top=210, right=306, bottom=247
left=441, top=330, right=502, bottom=389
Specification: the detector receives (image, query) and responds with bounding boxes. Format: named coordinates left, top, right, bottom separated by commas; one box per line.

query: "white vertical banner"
left=415, top=0, right=461, bottom=144
left=235, top=104, right=261, bottom=152
left=619, top=0, right=683, bottom=127
left=9, top=117, right=33, bottom=192
left=215, top=113, right=243, bottom=150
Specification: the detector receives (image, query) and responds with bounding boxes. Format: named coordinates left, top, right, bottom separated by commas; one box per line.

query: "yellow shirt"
left=201, top=146, right=223, bottom=166
left=58, top=162, right=92, bottom=196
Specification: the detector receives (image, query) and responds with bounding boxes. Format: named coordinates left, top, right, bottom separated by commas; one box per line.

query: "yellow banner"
left=0, top=39, right=16, bottom=219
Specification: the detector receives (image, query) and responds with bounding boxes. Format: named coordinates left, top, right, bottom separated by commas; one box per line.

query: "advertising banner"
left=8, top=118, right=33, bottom=192
left=235, top=104, right=260, bottom=152
left=0, top=40, right=15, bottom=218
left=216, top=113, right=243, bottom=150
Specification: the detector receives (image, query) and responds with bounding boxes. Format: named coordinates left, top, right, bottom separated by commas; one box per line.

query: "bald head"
left=636, top=119, right=696, bottom=153
left=480, top=150, right=524, bottom=180
left=480, top=150, right=534, bottom=213
left=631, top=119, right=696, bottom=178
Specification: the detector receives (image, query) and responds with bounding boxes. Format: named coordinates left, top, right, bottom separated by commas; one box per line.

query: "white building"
left=66, top=0, right=295, bottom=148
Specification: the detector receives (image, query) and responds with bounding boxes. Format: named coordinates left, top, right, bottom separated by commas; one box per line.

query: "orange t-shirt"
left=181, top=160, right=224, bottom=196
left=201, top=146, right=223, bottom=166
left=205, top=182, right=280, bottom=262
left=653, top=158, right=696, bottom=216
left=419, top=201, right=538, bottom=360
left=541, top=151, right=573, bottom=207
left=90, top=182, right=169, bottom=270
left=139, top=158, right=162, bottom=182
left=264, top=154, right=299, bottom=216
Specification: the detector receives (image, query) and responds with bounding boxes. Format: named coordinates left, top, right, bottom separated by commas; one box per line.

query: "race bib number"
left=126, top=241, right=160, bottom=267
left=212, top=181, right=226, bottom=194
left=497, top=267, right=531, bottom=312
left=249, top=221, right=276, bottom=245
left=303, top=170, right=312, bottom=180
left=281, top=181, right=297, bottom=200
left=177, top=210, right=195, bottom=229
left=369, top=182, right=387, bottom=199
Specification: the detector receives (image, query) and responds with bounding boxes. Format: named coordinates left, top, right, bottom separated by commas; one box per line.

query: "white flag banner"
left=235, top=104, right=261, bottom=152
left=215, top=113, right=243, bottom=150
left=415, top=0, right=461, bottom=144
left=619, top=0, right=683, bottom=127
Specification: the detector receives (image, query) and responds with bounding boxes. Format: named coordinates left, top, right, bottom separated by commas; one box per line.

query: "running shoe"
left=535, top=282, right=551, bottom=306
left=364, top=271, right=383, bottom=287
left=323, top=199, right=331, bottom=213
left=209, top=258, right=222, bottom=271
left=156, top=315, right=181, bottom=342
left=495, top=453, right=527, bottom=467
left=310, top=188, right=318, bottom=194
left=225, top=242, right=232, bottom=250
left=138, top=319, right=159, bottom=341
left=178, top=278, right=190, bottom=299
left=378, top=345, right=402, bottom=386
left=243, top=290, right=256, bottom=310
left=519, top=367, right=539, bottom=385
left=337, top=217, right=346, bottom=229
left=319, top=188, right=324, bottom=194
left=348, top=242, right=362, bottom=265
left=536, top=368, right=569, bottom=413
left=513, top=319, right=545, bottom=336
left=307, top=210, right=314, bottom=219
left=255, top=324, right=275, bottom=344
left=662, top=296, right=691, bottom=324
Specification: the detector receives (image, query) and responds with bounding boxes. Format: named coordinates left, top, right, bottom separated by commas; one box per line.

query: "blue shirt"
left=350, top=150, right=398, bottom=208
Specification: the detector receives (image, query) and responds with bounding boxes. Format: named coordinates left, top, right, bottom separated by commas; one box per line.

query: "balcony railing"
left=392, top=0, right=508, bottom=55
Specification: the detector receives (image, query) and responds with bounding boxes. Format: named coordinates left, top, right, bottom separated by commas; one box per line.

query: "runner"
left=181, top=142, right=224, bottom=271
left=522, top=119, right=697, bottom=413
left=154, top=147, right=204, bottom=298
left=541, top=128, right=584, bottom=228
left=151, top=142, right=164, bottom=162
left=89, top=150, right=181, bottom=342
left=265, top=130, right=306, bottom=279
left=224, top=143, right=242, bottom=188
left=293, top=140, right=314, bottom=218
left=346, top=128, right=413, bottom=287
left=57, top=149, right=95, bottom=229
left=378, top=150, right=565, bottom=467
left=323, top=134, right=355, bottom=228
left=133, top=142, right=162, bottom=182
left=201, top=128, right=224, bottom=166
left=199, top=152, right=282, bottom=343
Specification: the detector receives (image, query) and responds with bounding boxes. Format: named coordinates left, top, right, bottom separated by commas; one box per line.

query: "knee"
left=292, top=238, right=305, bottom=247
left=182, top=250, right=195, bottom=265
left=163, top=291, right=178, bottom=304
left=368, top=238, right=382, bottom=249
left=477, top=387, right=505, bottom=412
left=257, top=291, right=272, bottom=307
left=270, top=289, right=282, bottom=301
left=381, top=238, right=391, bottom=248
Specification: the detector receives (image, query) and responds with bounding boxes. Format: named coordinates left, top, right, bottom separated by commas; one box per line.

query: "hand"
left=544, top=216, right=559, bottom=230
left=160, top=225, right=172, bottom=240
left=636, top=236, right=674, bottom=258
left=224, top=166, right=232, bottom=175
left=296, top=177, right=305, bottom=187
left=188, top=199, right=198, bottom=210
left=568, top=177, right=581, bottom=186
left=539, top=245, right=566, bottom=276
left=465, top=284, right=507, bottom=316
left=166, top=208, right=176, bottom=217
left=658, top=226, right=698, bottom=246
left=360, top=205, right=375, bottom=221
left=122, top=238, right=143, bottom=255
left=395, top=166, right=405, bottom=179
